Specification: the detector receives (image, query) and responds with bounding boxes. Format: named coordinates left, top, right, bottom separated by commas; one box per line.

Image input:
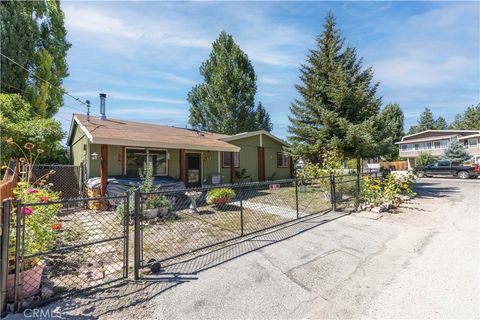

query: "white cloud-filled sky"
left=57, top=1, right=480, bottom=139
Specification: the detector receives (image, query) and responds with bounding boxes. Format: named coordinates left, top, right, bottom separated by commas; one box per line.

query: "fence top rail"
left=18, top=194, right=128, bottom=207
left=140, top=178, right=298, bottom=196
left=33, top=164, right=79, bottom=168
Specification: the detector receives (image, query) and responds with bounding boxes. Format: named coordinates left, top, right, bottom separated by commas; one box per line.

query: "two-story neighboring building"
left=396, top=130, right=480, bottom=169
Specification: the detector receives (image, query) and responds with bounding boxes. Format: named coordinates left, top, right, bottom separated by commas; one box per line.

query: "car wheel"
left=416, top=171, right=425, bottom=178
left=457, top=171, right=469, bottom=179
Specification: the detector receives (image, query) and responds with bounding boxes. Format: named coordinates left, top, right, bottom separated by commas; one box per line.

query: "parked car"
left=414, top=160, right=479, bottom=179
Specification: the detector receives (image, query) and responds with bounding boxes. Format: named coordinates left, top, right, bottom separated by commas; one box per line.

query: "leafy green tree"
left=379, top=103, right=404, bottom=161
left=0, top=94, right=66, bottom=164
left=450, top=104, right=480, bottom=129
left=0, top=0, right=71, bottom=117
left=288, top=13, right=383, bottom=171
left=188, top=31, right=272, bottom=134
left=442, top=140, right=471, bottom=163
left=415, top=152, right=436, bottom=166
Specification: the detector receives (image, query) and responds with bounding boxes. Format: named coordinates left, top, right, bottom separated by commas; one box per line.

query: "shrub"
left=206, top=188, right=236, bottom=205
left=359, top=173, right=416, bottom=206
left=6, top=139, right=63, bottom=271
left=416, top=152, right=436, bottom=166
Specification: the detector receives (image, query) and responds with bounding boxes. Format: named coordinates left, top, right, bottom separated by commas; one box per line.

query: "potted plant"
left=144, top=194, right=173, bottom=219
left=206, top=188, right=236, bottom=206
left=5, top=139, right=62, bottom=300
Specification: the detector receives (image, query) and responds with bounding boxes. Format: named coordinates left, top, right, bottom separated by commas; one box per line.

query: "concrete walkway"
left=9, top=178, right=479, bottom=319
left=230, top=200, right=301, bottom=218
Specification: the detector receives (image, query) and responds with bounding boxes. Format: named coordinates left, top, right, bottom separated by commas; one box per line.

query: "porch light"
left=91, top=152, right=99, bottom=160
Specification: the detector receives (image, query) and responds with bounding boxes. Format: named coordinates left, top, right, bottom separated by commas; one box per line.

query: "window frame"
left=468, top=138, right=478, bottom=148
left=276, top=152, right=289, bottom=168
left=221, top=152, right=240, bottom=168
left=124, top=147, right=169, bottom=176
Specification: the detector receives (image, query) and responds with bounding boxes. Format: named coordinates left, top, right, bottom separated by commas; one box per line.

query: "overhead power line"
left=0, top=52, right=89, bottom=107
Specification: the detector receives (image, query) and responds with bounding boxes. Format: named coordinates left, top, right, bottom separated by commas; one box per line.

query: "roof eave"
left=92, top=137, right=241, bottom=152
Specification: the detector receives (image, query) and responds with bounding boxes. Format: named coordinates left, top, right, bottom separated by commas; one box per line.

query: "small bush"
left=415, top=152, right=436, bottom=166
left=206, top=188, right=236, bottom=205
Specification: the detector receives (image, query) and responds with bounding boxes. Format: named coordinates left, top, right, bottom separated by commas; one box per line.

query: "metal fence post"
left=0, top=200, right=11, bottom=317
left=124, top=192, right=130, bottom=279
left=239, top=186, right=244, bottom=236
left=330, top=175, right=337, bottom=211
left=133, top=191, right=141, bottom=281
left=13, top=200, right=22, bottom=311
left=295, top=179, right=299, bottom=219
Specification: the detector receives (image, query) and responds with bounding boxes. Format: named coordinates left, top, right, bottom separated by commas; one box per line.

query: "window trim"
left=124, top=147, right=169, bottom=176
left=221, top=151, right=240, bottom=168
left=277, top=152, right=289, bottom=168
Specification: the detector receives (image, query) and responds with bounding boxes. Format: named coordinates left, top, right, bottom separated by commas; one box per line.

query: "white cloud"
left=374, top=55, right=471, bottom=87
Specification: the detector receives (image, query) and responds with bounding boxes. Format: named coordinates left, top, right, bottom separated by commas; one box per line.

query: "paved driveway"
left=9, top=178, right=479, bottom=319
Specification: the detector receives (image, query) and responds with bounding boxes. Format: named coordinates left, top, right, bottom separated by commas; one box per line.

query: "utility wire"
left=1, top=83, right=84, bottom=113
left=0, top=52, right=89, bottom=107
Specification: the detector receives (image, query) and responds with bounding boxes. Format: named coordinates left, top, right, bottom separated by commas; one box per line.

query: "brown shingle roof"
left=72, top=114, right=240, bottom=152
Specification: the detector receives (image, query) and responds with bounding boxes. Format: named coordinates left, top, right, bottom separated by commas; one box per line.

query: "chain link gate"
left=0, top=195, right=130, bottom=315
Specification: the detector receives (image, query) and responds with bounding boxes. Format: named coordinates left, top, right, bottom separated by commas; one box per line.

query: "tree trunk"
left=356, top=157, right=361, bottom=173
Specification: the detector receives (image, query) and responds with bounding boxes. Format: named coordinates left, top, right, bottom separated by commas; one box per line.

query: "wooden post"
left=179, top=149, right=186, bottom=183
left=100, top=144, right=108, bottom=196
left=121, top=147, right=126, bottom=175
left=230, top=152, right=234, bottom=184
left=257, top=147, right=265, bottom=181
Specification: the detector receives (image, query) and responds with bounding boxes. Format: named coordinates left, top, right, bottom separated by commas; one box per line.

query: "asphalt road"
left=9, top=178, right=479, bottom=319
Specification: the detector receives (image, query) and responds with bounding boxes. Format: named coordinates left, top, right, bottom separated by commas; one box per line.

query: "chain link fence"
left=1, top=171, right=379, bottom=315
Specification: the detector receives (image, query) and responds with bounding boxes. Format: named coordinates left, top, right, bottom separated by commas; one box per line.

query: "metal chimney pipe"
left=99, top=93, right=107, bottom=120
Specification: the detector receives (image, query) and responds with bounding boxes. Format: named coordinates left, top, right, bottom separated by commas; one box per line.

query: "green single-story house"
left=67, top=114, right=292, bottom=194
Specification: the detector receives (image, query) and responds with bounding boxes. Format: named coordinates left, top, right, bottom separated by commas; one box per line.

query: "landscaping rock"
left=41, top=286, right=54, bottom=300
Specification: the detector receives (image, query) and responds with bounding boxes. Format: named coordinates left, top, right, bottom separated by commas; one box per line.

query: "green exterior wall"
left=263, top=135, right=290, bottom=180
left=70, top=129, right=289, bottom=184
left=70, top=125, right=86, bottom=167
left=89, top=144, right=101, bottom=178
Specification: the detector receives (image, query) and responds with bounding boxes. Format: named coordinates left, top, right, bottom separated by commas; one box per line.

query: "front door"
left=186, top=153, right=202, bottom=187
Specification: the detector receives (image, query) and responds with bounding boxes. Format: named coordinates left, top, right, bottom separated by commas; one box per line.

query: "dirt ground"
left=6, top=177, right=479, bottom=319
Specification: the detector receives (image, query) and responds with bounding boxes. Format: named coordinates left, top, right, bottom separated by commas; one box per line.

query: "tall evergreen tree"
left=188, top=31, right=272, bottom=134
left=408, top=108, right=448, bottom=134
left=288, top=13, right=383, bottom=170
left=450, top=104, right=480, bottom=129
left=379, top=103, right=404, bottom=160
left=0, top=0, right=71, bottom=117
left=255, top=102, right=273, bottom=132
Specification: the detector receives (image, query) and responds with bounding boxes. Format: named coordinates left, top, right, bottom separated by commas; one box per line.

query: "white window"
left=277, top=153, right=289, bottom=168
left=222, top=152, right=240, bottom=168
left=468, top=138, right=478, bottom=148
left=126, top=148, right=168, bottom=176
left=434, top=141, right=441, bottom=149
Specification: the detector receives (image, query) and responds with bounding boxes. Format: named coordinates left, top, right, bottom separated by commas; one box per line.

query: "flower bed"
left=359, top=171, right=416, bottom=213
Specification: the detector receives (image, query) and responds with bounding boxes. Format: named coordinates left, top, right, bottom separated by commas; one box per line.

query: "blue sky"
left=57, top=1, right=480, bottom=140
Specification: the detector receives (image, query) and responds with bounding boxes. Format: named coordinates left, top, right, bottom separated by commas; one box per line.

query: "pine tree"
left=255, top=102, right=272, bottom=132
left=442, top=140, right=471, bottom=163
left=288, top=13, right=383, bottom=170
left=0, top=0, right=71, bottom=117
left=408, top=108, right=448, bottom=134
left=434, top=116, right=448, bottom=130
left=379, top=103, right=404, bottom=160
left=450, top=104, right=480, bottom=129
left=188, top=31, right=272, bottom=134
